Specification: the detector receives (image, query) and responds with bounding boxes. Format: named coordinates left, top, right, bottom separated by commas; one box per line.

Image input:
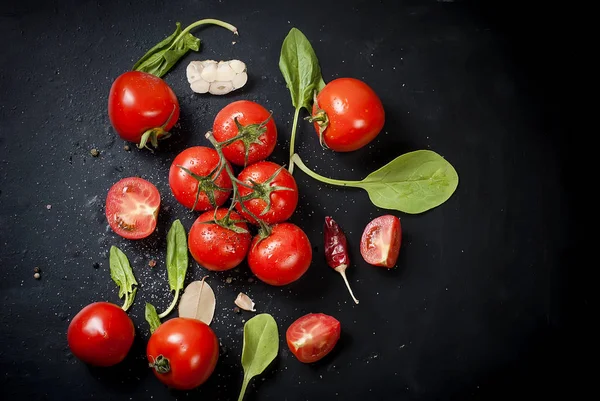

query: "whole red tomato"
left=67, top=302, right=135, bottom=367
left=169, top=146, right=232, bottom=211
left=108, top=71, right=180, bottom=148
left=147, top=318, right=219, bottom=390
left=247, top=223, right=312, bottom=286
left=312, top=78, right=385, bottom=152
left=360, top=215, right=402, bottom=268
left=188, top=208, right=251, bottom=271
left=212, top=100, right=277, bottom=166
left=235, top=161, right=298, bottom=225
left=286, top=313, right=341, bottom=363
left=105, top=177, right=160, bottom=240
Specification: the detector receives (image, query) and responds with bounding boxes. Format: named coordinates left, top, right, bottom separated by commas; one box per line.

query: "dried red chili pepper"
left=324, top=216, right=359, bottom=304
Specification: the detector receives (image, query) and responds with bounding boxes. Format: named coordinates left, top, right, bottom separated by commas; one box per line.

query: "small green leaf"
left=237, top=314, right=279, bottom=401
left=145, top=303, right=162, bottom=334
left=166, top=219, right=188, bottom=292
left=279, top=28, right=325, bottom=112
left=109, top=246, right=138, bottom=311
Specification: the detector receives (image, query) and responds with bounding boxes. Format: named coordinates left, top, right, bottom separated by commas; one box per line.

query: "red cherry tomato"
left=105, top=177, right=160, bottom=240
left=212, top=100, right=277, bottom=166
left=312, top=78, right=385, bottom=152
left=147, top=318, right=219, bottom=390
left=247, top=222, right=312, bottom=286
left=286, top=313, right=341, bottom=363
left=360, top=215, right=402, bottom=268
left=108, top=71, right=179, bottom=147
left=168, top=146, right=232, bottom=211
left=188, top=208, right=251, bottom=271
left=235, top=161, right=298, bottom=225
left=67, top=302, right=135, bottom=367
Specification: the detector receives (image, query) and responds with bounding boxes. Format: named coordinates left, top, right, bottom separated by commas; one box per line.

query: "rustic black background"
left=0, top=0, right=583, bottom=400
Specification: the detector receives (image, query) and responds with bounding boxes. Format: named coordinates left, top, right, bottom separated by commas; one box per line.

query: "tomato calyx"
left=148, top=354, right=171, bottom=374
left=177, top=163, right=230, bottom=211
left=218, top=114, right=273, bottom=166
left=202, top=208, right=249, bottom=234
left=240, top=164, right=295, bottom=217
left=306, top=92, right=329, bottom=149
left=138, top=105, right=177, bottom=151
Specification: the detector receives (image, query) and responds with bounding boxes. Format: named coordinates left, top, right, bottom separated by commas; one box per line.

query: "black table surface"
left=0, top=0, right=583, bottom=400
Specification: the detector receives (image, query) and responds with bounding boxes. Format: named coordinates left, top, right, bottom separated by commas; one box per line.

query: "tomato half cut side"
left=105, top=177, right=160, bottom=240
left=286, top=313, right=341, bottom=363
left=360, top=215, right=402, bottom=268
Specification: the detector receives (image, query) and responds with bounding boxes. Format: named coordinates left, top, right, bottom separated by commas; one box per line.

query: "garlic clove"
left=201, top=59, right=217, bottom=68
left=232, top=72, right=248, bottom=89
left=234, top=292, right=256, bottom=312
left=216, top=62, right=236, bottom=81
left=209, top=80, right=234, bottom=95
left=201, top=62, right=218, bottom=82
left=228, top=60, right=246, bottom=74
left=190, top=79, right=210, bottom=94
left=186, top=61, right=204, bottom=84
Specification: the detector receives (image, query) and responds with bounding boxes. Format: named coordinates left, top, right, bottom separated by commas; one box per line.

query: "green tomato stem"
left=287, top=107, right=301, bottom=174
left=168, top=19, right=238, bottom=52
left=158, top=288, right=180, bottom=318
left=290, top=154, right=361, bottom=187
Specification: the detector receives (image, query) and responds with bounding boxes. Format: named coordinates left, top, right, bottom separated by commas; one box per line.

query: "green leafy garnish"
left=158, top=220, right=188, bottom=318
left=144, top=303, right=161, bottom=334
left=279, top=27, right=326, bottom=172
left=109, top=246, right=138, bottom=311
left=133, top=19, right=238, bottom=78
left=291, top=150, right=459, bottom=214
left=237, top=314, right=279, bottom=401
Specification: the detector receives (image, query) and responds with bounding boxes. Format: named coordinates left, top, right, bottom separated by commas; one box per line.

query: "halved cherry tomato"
left=188, top=208, right=251, bottom=271
left=67, top=302, right=135, bottom=367
left=105, top=177, right=160, bottom=240
left=147, top=317, right=219, bottom=390
left=235, top=161, right=298, bottom=225
left=168, top=146, right=232, bottom=211
left=247, top=222, right=312, bottom=286
left=213, top=100, right=277, bottom=166
left=312, top=78, right=385, bottom=152
left=360, top=215, right=402, bottom=268
left=108, top=71, right=179, bottom=148
left=286, top=313, right=341, bottom=363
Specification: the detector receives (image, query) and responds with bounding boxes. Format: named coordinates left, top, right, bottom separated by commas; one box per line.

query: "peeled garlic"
left=187, top=59, right=248, bottom=95
left=234, top=292, right=256, bottom=312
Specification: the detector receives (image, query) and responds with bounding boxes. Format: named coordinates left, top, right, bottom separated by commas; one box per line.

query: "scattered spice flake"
left=234, top=292, right=256, bottom=312
left=247, top=277, right=255, bottom=283
left=225, top=277, right=233, bottom=284
left=46, top=204, right=52, bottom=210
left=34, top=273, right=41, bottom=279
left=33, top=267, right=40, bottom=273
left=148, top=259, right=157, bottom=268
left=90, top=148, right=100, bottom=157
left=124, top=145, right=131, bottom=151
left=233, top=307, right=241, bottom=314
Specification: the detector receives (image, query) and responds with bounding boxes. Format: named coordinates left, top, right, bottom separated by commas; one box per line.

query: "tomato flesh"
left=67, top=302, right=135, bottom=367
left=108, top=71, right=180, bottom=144
left=147, top=317, right=219, bottom=390
left=188, top=208, right=251, bottom=271
left=360, top=215, right=402, bottom=268
left=286, top=313, right=341, bottom=363
left=313, top=77, right=385, bottom=152
left=105, top=177, right=160, bottom=240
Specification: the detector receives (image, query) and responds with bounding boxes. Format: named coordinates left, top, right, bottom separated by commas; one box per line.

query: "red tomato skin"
left=247, top=223, right=312, bottom=286
left=360, top=215, right=402, bottom=268
left=188, top=208, right=251, bottom=271
left=105, top=177, right=160, bottom=240
left=108, top=71, right=180, bottom=143
left=168, top=146, right=232, bottom=211
left=147, top=318, right=219, bottom=390
left=286, top=313, right=341, bottom=363
left=235, top=161, right=298, bottom=225
left=213, top=100, right=277, bottom=166
left=313, top=78, right=385, bottom=152
left=67, top=302, right=135, bottom=367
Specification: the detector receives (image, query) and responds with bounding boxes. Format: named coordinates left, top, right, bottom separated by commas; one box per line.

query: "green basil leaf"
left=132, top=22, right=201, bottom=78
left=166, top=219, right=188, bottom=292
left=237, top=314, right=279, bottom=401
left=109, top=246, right=138, bottom=311
left=279, top=28, right=325, bottom=111
left=144, top=303, right=162, bottom=334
